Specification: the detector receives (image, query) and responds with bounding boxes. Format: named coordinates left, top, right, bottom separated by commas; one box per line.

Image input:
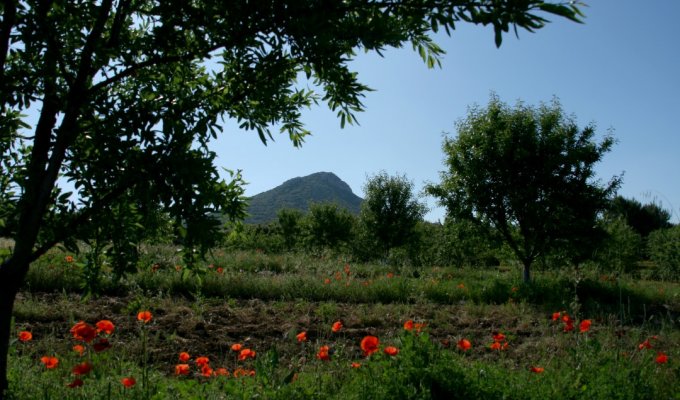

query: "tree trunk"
left=522, top=259, right=532, bottom=283
left=0, top=257, right=29, bottom=397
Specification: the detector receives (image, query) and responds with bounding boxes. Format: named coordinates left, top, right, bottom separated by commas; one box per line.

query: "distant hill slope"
left=244, top=172, right=363, bottom=224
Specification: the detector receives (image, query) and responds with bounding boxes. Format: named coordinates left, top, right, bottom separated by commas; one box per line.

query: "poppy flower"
left=655, top=352, right=668, bottom=364
left=67, top=378, right=84, bottom=388
left=490, top=341, right=502, bottom=351
left=195, top=356, right=210, bottom=367
left=175, top=364, right=190, bottom=375
left=234, top=368, right=255, bottom=378
left=121, top=377, right=136, bottom=388
left=93, top=338, right=111, bottom=352
left=137, top=311, right=152, bottom=323
left=579, top=319, right=592, bottom=333
left=351, top=362, right=362, bottom=369
left=95, top=320, right=115, bottom=335
left=317, top=345, right=331, bottom=361
left=386, top=272, right=394, bottom=278
left=332, top=321, right=343, bottom=333
left=403, top=320, right=414, bottom=331
left=457, top=339, right=472, bottom=351
left=457, top=283, right=466, bottom=289
left=73, top=345, right=85, bottom=356
left=384, top=346, right=399, bottom=356
left=64, top=255, right=74, bottom=263
left=638, top=340, right=653, bottom=350
left=530, top=366, right=545, bottom=374
left=179, top=352, right=191, bottom=362
left=215, top=368, right=230, bottom=376
left=296, top=331, right=307, bottom=342
left=360, top=335, right=379, bottom=357
left=231, top=343, right=243, bottom=352
left=70, top=321, right=97, bottom=343
left=238, top=348, right=256, bottom=361
left=323, top=278, right=331, bottom=285
left=200, top=364, right=213, bottom=377
left=40, top=356, right=59, bottom=369
left=551, top=312, right=561, bottom=321
left=72, top=361, right=93, bottom=376
left=216, top=267, right=224, bottom=274
left=563, top=321, right=574, bottom=332
left=344, top=264, right=351, bottom=275
left=492, top=332, right=506, bottom=342
left=18, top=331, right=32, bottom=342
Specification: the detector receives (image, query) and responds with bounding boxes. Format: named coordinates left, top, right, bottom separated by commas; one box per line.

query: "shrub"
left=647, top=225, right=680, bottom=280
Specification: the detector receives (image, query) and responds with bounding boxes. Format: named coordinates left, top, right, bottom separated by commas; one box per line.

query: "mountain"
left=244, top=172, right=363, bottom=224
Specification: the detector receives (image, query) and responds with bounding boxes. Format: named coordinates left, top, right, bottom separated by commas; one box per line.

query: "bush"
left=647, top=225, right=680, bottom=281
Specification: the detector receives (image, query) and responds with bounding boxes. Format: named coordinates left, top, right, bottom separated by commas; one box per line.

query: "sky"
left=215, top=1, right=680, bottom=223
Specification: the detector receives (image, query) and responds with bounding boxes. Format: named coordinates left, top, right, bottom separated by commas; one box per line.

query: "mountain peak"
left=245, top=172, right=363, bottom=224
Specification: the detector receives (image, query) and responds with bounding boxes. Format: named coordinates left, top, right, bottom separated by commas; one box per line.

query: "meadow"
left=7, top=247, right=680, bottom=399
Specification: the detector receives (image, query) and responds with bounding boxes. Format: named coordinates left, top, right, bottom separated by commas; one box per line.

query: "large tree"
left=0, top=0, right=583, bottom=392
left=427, top=95, right=619, bottom=282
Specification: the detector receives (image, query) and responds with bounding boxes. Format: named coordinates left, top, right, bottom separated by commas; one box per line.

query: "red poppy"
left=403, top=320, right=414, bottom=331
left=360, top=335, right=379, bottom=357
left=344, top=264, right=351, bottom=275
left=179, top=352, right=191, bottom=362
left=530, top=366, right=545, bottom=374
left=195, top=356, right=210, bottom=367
left=579, top=319, right=592, bottom=333
left=351, top=362, right=362, bottom=369
left=492, top=332, right=506, bottom=342
left=73, top=344, right=85, bottom=356
left=40, top=356, right=59, bottom=369
left=551, top=312, right=561, bottom=321
left=67, top=378, right=84, bottom=388
left=638, top=339, right=653, bottom=350
left=231, top=343, right=243, bottom=352
left=175, top=364, right=190, bottom=375
left=323, top=278, right=331, bottom=285
left=70, top=321, right=97, bottom=343
left=93, top=338, right=112, bottom=352
left=296, top=331, right=307, bottom=342
left=332, top=321, right=343, bottom=333
left=18, top=331, right=32, bottom=342
left=384, top=346, right=399, bottom=356
left=215, top=368, right=230, bottom=376
left=137, top=311, right=152, bottom=323
left=655, top=352, right=668, bottom=364
left=200, top=364, right=213, bottom=377
left=457, top=283, right=466, bottom=289
left=563, top=320, right=574, bottom=332
left=121, top=377, right=136, bottom=388
left=95, top=320, right=115, bottom=335
left=216, top=267, right=224, bottom=274
left=457, top=339, right=472, bottom=351
left=317, top=345, right=331, bottom=361
left=65, top=255, right=74, bottom=263
left=490, top=341, right=502, bottom=351
left=386, top=272, right=394, bottom=278
left=238, top=348, right=256, bottom=361
left=72, top=361, right=93, bottom=376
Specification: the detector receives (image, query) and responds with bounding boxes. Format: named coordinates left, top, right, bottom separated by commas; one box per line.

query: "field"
left=7, top=247, right=680, bottom=399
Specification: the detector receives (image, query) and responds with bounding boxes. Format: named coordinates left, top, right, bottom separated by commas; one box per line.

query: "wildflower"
left=457, top=339, right=472, bottom=351
left=215, top=368, right=230, bottom=376
left=403, top=320, right=414, bottom=331
left=121, top=377, right=136, bottom=388
left=216, top=267, right=224, bottom=274
left=40, top=356, right=59, bottom=369
left=18, top=331, right=32, bottom=342
left=344, top=264, right=351, bottom=275
left=551, top=312, right=561, bottom=321
left=579, top=319, right=592, bottom=333
left=457, top=283, right=466, bottom=289
left=492, top=332, right=506, bottom=342
left=323, top=278, right=331, bottom=285
left=201, top=364, right=213, bottom=377
left=231, top=343, right=243, bottom=352
left=360, top=336, right=379, bottom=357
left=137, top=311, right=152, bottom=323
left=93, top=338, right=112, bottom=352
left=386, top=272, right=394, bottom=278
left=67, top=378, right=84, bottom=388
left=72, top=361, right=93, bottom=376
left=351, top=362, right=362, bottom=369
left=179, top=352, right=191, bottom=362
left=73, top=345, right=85, bottom=356
left=296, top=331, right=307, bottom=342
left=195, top=356, right=210, bottom=367
left=175, top=364, right=191, bottom=375
left=238, top=348, right=256, bottom=361
left=95, top=320, right=115, bottom=335
left=638, top=339, right=653, bottom=350
left=530, top=366, right=545, bottom=374
left=317, top=345, right=331, bottom=361
left=70, top=321, right=97, bottom=343
left=332, top=321, right=343, bottom=333
left=384, top=346, right=399, bottom=356
left=65, top=255, right=74, bottom=263
left=655, top=352, right=668, bottom=364
left=490, top=341, right=502, bottom=350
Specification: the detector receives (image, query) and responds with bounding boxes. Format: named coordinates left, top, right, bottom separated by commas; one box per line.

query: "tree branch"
left=0, top=0, right=17, bottom=103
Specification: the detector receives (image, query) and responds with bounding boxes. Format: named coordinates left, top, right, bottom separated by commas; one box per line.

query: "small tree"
left=609, top=196, right=673, bottom=238
left=277, top=208, right=304, bottom=251
left=359, top=171, right=427, bottom=256
left=303, top=202, right=355, bottom=251
left=427, top=95, right=620, bottom=282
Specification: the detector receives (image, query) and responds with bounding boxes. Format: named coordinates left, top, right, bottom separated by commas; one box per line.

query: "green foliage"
left=277, top=208, right=304, bottom=251
left=609, top=196, right=673, bottom=238
left=302, top=202, right=355, bottom=252
left=647, top=226, right=680, bottom=281
left=359, top=172, right=427, bottom=256
left=592, top=217, right=643, bottom=274
left=427, top=95, right=620, bottom=281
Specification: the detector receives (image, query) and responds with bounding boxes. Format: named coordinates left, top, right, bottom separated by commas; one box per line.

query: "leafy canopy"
left=427, top=95, right=620, bottom=280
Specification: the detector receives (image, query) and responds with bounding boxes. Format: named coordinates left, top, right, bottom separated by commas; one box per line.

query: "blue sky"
left=215, top=1, right=680, bottom=223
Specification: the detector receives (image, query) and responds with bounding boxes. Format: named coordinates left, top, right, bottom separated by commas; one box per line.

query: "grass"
left=6, top=247, right=680, bottom=399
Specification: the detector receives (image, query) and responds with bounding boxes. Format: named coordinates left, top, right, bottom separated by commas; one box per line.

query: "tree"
left=359, top=171, right=427, bottom=255
left=609, top=196, right=673, bottom=238
left=303, top=202, right=355, bottom=251
left=427, top=95, right=619, bottom=282
left=0, top=0, right=583, bottom=392
left=277, top=208, right=304, bottom=251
